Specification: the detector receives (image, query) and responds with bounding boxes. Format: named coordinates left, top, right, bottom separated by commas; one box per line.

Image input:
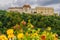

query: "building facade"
left=35, top=7, right=54, bottom=15
left=8, top=4, right=54, bottom=15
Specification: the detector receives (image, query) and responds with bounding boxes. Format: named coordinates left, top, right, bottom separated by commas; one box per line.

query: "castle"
left=8, top=4, right=54, bottom=15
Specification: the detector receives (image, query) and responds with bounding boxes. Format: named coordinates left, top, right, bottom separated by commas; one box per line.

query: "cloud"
left=36, top=0, right=60, bottom=6
left=0, top=0, right=13, bottom=6
left=0, top=0, right=60, bottom=12
left=0, top=0, right=14, bottom=9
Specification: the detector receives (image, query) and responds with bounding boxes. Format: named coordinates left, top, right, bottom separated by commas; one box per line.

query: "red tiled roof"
left=23, top=4, right=31, bottom=8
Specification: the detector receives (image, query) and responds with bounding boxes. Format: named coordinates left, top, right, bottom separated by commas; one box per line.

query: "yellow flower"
left=47, top=27, right=51, bottom=31
left=52, top=34, right=58, bottom=40
left=25, top=32, right=29, bottom=36
left=8, top=34, right=14, bottom=39
left=43, top=31, right=47, bottom=34
left=31, top=33, right=38, bottom=37
left=0, top=35, right=8, bottom=40
left=34, top=33, right=38, bottom=36
left=17, top=33, right=24, bottom=39
left=46, top=32, right=49, bottom=36
left=7, top=29, right=14, bottom=35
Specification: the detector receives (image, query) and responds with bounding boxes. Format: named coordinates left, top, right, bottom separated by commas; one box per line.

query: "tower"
left=23, top=4, right=31, bottom=13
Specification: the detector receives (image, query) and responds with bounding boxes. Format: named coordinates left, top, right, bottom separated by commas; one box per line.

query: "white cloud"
left=0, top=0, right=13, bottom=5
left=31, top=4, right=38, bottom=8
left=0, top=0, right=14, bottom=7
left=0, top=0, right=60, bottom=13
left=40, top=0, right=51, bottom=2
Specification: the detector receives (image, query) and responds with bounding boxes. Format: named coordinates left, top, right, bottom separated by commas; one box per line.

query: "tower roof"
left=23, top=4, right=31, bottom=8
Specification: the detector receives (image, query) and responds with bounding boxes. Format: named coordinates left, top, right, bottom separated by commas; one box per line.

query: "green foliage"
left=0, top=10, right=60, bottom=35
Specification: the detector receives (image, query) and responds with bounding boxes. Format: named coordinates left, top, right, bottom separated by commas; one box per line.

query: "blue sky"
left=0, top=0, right=60, bottom=12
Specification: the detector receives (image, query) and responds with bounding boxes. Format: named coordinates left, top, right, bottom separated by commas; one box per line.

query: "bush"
left=0, top=10, right=60, bottom=35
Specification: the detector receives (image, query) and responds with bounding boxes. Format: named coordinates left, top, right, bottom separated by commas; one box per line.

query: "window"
left=34, top=12, right=37, bottom=13
left=41, top=12, right=43, bottom=13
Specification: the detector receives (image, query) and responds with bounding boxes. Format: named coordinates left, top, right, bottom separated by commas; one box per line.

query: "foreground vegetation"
left=0, top=20, right=58, bottom=40
left=0, top=10, right=60, bottom=40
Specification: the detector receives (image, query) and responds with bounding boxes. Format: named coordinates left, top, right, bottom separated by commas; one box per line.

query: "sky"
left=0, top=0, right=60, bottom=13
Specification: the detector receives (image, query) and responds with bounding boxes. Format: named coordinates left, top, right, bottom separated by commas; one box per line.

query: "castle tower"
left=23, top=4, right=31, bottom=13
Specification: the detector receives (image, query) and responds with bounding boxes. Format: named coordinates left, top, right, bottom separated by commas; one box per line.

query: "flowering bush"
left=0, top=20, right=58, bottom=40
